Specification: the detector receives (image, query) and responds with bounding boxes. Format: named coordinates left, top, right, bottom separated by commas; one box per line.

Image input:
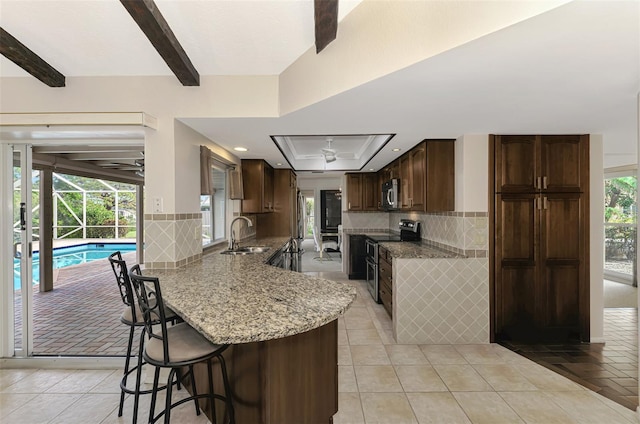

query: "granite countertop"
left=149, top=237, right=356, bottom=345
left=379, top=241, right=464, bottom=259
left=352, top=231, right=463, bottom=259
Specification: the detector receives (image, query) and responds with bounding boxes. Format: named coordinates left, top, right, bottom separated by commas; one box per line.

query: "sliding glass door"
left=2, top=144, right=35, bottom=357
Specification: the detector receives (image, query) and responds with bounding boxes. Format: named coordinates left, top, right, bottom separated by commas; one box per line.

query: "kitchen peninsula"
left=150, top=237, right=356, bottom=424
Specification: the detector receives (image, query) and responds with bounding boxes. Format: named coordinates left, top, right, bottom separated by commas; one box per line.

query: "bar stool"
left=129, top=265, right=235, bottom=424
left=108, top=251, right=179, bottom=424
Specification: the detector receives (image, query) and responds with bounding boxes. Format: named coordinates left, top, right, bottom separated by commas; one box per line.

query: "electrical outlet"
left=153, top=197, right=163, bottom=213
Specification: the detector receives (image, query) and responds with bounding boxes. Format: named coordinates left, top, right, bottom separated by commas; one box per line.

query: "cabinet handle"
left=348, top=202, right=351, bottom=210
left=536, top=177, right=541, bottom=190
left=543, top=196, right=548, bottom=209
left=543, top=176, right=548, bottom=190
left=537, top=197, right=541, bottom=210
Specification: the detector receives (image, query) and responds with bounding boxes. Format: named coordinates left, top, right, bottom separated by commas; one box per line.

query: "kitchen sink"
left=220, top=246, right=271, bottom=255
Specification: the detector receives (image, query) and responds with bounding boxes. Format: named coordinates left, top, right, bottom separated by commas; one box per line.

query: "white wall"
left=455, top=134, right=489, bottom=212
left=0, top=75, right=278, bottom=215
left=279, top=0, right=570, bottom=115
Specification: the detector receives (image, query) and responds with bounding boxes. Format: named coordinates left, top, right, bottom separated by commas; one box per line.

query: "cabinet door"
left=538, top=192, right=586, bottom=340
left=494, top=193, right=538, bottom=338
left=241, top=159, right=266, bottom=213
left=494, top=135, right=538, bottom=193
left=409, top=143, right=426, bottom=211
left=346, top=174, right=363, bottom=211
left=426, top=140, right=455, bottom=212
left=399, top=154, right=411, bottom=209
left=263, top=163, right=274, bottom=211
left=539, top=135, right=588, bottom=193
left=363, top=173, right=378, bottom=210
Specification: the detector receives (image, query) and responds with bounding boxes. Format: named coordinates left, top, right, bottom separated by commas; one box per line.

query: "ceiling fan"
left=322, top=138, right=337, bottom=163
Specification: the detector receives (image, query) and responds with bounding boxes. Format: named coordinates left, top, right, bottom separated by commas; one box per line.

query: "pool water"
left=13, top=243, right=136, bottom=289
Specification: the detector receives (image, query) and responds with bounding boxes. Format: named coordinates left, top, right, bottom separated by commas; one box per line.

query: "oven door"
left=366, top=257, right=380, bottom=303
left=365, top=238, right=377, bottom=260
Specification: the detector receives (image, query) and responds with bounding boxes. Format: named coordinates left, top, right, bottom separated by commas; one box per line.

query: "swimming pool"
left=13, top=242, right=136, bottom=289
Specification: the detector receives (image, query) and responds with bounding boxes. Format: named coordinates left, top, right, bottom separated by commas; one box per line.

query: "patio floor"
left=15, top=251, right=138, bottom=356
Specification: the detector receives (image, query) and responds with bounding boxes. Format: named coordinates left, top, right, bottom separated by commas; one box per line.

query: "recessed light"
left=233, top=147, right=248, bottom=152
left=276, top=163, right=282, bottom=166
left=392, top=148, right=401, bottom=152
left=369, top=168, right=374, bottom=171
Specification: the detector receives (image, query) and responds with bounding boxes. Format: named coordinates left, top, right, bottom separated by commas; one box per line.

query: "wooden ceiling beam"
left=120, top=0, right=199, bottom=86
left=314, top=0, right=338, bottom=54
left=0, top=27, right=65, bottom=87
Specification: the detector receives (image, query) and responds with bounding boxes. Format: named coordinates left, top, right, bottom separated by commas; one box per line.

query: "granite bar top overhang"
left=149, top=237, right=356, bottom=345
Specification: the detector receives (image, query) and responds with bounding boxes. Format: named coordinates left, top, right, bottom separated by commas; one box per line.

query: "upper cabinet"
left=256, top=169, right=297, bottom=237
left=346, top=172, right=378, bottom=211
left=494, top=134, right=588, bottom=193
left=346, top=173, right=363, bottom=211
left=241, top=159, right=274, bottom=213
left=425, top=140, right=455, bottom=212
left=397, top=139, right=454, bottom=212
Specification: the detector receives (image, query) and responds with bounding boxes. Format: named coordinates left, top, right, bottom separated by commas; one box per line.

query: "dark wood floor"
left=501, top=308, right=638, bottom=411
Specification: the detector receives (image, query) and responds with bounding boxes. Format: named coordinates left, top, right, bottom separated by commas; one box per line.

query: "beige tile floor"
left=1, top=274, right=638, bottom=424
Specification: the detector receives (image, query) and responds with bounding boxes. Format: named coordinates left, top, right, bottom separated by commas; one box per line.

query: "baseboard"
left=1, top=356, right=123, bottom=369
left=590, top=337, right=606, bottom=343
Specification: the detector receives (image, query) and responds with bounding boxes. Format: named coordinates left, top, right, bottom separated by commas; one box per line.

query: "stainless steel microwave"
left=381, top=179, right=399, bottom=210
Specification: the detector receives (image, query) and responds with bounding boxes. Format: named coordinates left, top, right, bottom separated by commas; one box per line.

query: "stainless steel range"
left=365, top=219, right=421, bottom=302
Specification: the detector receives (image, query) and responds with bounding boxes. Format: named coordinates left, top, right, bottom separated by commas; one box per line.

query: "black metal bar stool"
left=108, top=251, right=179, bottom=424
left=129, top=265, right=235, bottom=424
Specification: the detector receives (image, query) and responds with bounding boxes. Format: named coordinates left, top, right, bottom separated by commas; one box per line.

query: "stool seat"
left=145, top=322, right=224, bottom=364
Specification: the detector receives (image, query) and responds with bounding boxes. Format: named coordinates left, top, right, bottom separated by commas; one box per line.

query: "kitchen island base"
left=187, top=319, right=338, bottom=424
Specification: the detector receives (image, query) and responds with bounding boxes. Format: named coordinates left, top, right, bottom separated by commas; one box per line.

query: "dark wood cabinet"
left=491, top=135, right=589, bottom=343
left=241, top=159, right=274, bottom=213
left=378, top=246, right=392, bottom=318
left=397, top=140, right=454, bottom=212
left=348, top=235, right=367, bottom=279
left=362, top=173, right=379, bottom=210
left=399, top=154, right=411, bottom=210
left=256, top=169, right=297, bottom=237
left=346, top=173, right=378, bottom=211
left=425, top=140, right=455, bottom=212
left=346, top=173, right=363, bottom=211
left=494, top=134, right=588, bottom=194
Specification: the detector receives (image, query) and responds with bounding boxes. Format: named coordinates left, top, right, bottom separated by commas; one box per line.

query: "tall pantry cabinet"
left=491, top=134, right=590, bottom=342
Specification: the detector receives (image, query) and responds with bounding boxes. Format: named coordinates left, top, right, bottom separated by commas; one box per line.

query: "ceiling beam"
left=120, top=0, right=199, bottom=86
left=0, top=27, right=65, bottom=87
left=33, top=145, right=143, bottom=154
left=64, top=152, right=144, bottom=161
left=314, top=0, right=338, bottom=53
left=32, top=153, right=143, bottom=185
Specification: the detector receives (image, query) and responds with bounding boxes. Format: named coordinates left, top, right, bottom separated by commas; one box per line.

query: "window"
left=201, top=166, right=226, bottom=246
left=604, top=172, right=637, bottom=286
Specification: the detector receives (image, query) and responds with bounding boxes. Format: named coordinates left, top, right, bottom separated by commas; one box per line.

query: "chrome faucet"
left=228, top=216, right=253, bottom=250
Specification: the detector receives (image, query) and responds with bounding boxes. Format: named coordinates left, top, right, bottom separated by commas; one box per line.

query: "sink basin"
left=220, top=246, right=271, bottom=255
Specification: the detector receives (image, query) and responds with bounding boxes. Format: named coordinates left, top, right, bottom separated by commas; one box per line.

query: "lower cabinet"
left=378, top=246, right=393, bottom=318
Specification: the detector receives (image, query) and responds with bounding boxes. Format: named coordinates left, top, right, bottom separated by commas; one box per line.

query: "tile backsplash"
left=341, top=210, right=488, bottom=256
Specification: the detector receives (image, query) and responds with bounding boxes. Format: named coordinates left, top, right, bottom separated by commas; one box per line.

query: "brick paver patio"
left=14, top=251, right=139, bottom=356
